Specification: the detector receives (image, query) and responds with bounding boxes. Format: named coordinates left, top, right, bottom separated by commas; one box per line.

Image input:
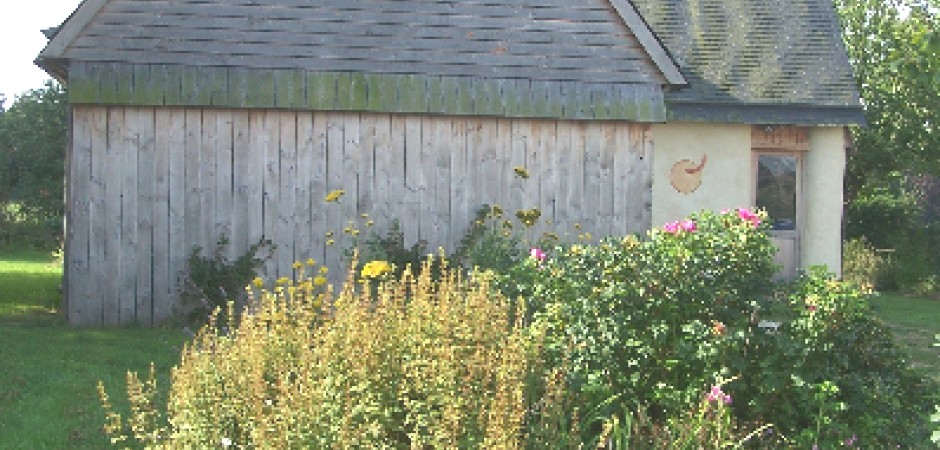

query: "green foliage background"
left=0, top=81, right=68, bottom=249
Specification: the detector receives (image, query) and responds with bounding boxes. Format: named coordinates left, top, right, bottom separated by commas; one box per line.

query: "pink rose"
left=737, top=208, right=761, bottom=227
left=529, top=247, right=546, bottom=262
left=681, top=220, right=697, bottom=232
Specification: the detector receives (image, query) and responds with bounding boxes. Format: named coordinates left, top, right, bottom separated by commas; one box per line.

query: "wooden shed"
left=38, top=0, right=864, bottom=326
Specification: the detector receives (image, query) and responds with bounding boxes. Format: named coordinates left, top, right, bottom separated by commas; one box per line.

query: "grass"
left=869, top=292, right=940, bottom=383
left=0, top=247, right=187, bottom=449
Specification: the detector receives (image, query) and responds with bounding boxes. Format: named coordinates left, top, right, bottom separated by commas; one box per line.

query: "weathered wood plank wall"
left=66, top=106, right=653, bottom=326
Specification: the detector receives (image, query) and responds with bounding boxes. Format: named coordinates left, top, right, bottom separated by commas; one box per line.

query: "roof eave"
left=38, top=0, right=108, bottom=59
left=666, top=100, right=867, bottom=126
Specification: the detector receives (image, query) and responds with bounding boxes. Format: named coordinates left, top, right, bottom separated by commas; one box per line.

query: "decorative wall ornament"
left=670, top=154, right=707, bottom=194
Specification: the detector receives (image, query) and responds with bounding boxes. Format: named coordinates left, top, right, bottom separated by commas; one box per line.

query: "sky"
left=0, top=0, right=81, bottom=103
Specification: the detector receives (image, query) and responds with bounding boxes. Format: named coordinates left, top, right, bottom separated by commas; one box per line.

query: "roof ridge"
left=607, top=0, right=687, bottom=86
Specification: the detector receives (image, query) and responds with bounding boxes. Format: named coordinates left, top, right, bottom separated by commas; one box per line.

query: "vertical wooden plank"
left=165, top=108, right=187, bottom=324
left=262, top=111, right=281, bottom=277
left=403, top=116, right=422, bottom=246
left=294, top=111, right=314, bottom=267
left=120, top=108, right=141, bottom=324
left=464, top=118, right=484, bottom=223
left=538, top=120, right=557, bottom=239
left=510, top=120, right=528, bottom=239
left=640, top=125, right=654, bottom=232
left=450, top=118, right=468, bottom=249
left=277, top=111, right=298, bottom=275
left=554, top=121, right=571, bottom=239
left=340, top=113, right=361, bottom=270
left=432, top=118, right=450, bottom=253
left=134, top=108, right=155, bottom=326
left=324, top=113, right=345, bottom=277
left=372, top=114, right=392, bottom=232
left=68, top=107, right=92, bottom=325
left=479, top=118, right=499, bottom=209
left=200, top=110, right=218, bottom=267
left=567, top=122, right=586, bottom=238
left=495, top=118, right=513, bottom=225
left=582, top=122, right=602, bottom=237
left=245, top=111, right=267, bottom=269
left=232, top=110, right=252, bottom=257
left=105, top=108, right=125, bottom=325
left=386, top=115, right=407, bottom=239
left=183, top=110, right=203, bottom=286
left=612, top=123, right=629, bottom=237
left=526, top=121, right=544, bottom=239
left=596, top=123, right=616, bottom=238
left=419, top=116, right=438, bottom=250
left=152, top=109, right=172, bottom=325
left=310, top=112, right=329, bottom=267
left=87, top=107, right=108, bottom=325
left=359, top=113, right=376, bottom=217
left=215, top=111, right=235, bottom=262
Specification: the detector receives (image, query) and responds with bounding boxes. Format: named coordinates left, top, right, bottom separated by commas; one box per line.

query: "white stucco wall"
left=802, top=127, right=845, bottom=276
left=650, top=123, right=846, bottom=277
left=650, top=123, right=752, bottom=226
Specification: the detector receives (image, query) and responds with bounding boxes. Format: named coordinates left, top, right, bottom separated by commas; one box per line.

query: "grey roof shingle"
left=51, top=0, right=670, bottom=85
left=632, top=0, right=865, bottom=123
left=38, top=0, right=864, bottom=124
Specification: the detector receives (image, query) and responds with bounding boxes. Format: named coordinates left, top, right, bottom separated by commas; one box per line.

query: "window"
left=755, top=154, right=798, bottom=231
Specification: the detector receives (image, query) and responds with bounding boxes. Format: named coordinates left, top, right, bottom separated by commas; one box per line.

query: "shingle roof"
left=38, top=0, right=864, bottom=124
left=43, top=0, right=678, bottom=86
left=632, top=0, right=865, bottom=124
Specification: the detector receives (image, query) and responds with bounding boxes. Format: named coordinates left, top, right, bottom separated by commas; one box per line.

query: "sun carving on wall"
left=670, top=154, right=707, bottom=194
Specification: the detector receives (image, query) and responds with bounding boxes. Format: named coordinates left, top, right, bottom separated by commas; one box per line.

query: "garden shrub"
left=176, top=235, right=272, bottom=325
left=504, top=209, right=778, bottom=433
left=101, top=258, right=571, bottom=449
left=841, top=237, right=882, bottom=293
left=732, top=267, right=938, bottom=447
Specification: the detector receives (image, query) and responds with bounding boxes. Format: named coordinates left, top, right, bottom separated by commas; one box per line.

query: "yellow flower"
left=360, top=213, right=369, bottom=219
left=326, top=239, right=334, bottom=246
left=251, top=277, right=264, bottom=288
left=292, top=261, right=303, bottom=270
left=276, top=277, right=289, bottom=285
left=513, top=167, right=530, bottom=179
left=319, top=267, right=329, bottom=274
left=574, top=222, right=582, bottom=230
left=490, top=205, right=504, bottom=218
left=515, top=208, right=541, bottom=227
left=360, top=260, right=394, bottom=279
left=365, top=220, right=374, bottom=227
left=351, top=229, right=360, bottom=236
left=313, top=276, right=327, bottom=286
left=306, top=258, right=316, bottom=266
left=324, top=189, right=345, bottom=203
left=326, top=231, right=334, bottom=238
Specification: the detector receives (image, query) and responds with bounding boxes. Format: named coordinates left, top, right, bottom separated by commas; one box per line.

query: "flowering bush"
left=733, top=267, right=939, bottom=447
left=99, top=259, right=572, bottom=449
left=501, top=209, right=777, bottom=433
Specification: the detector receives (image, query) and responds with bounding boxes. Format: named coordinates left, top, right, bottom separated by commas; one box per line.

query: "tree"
left=834, top=0, right=939, bottom=198
left=0, top=81, right=68, bottom=247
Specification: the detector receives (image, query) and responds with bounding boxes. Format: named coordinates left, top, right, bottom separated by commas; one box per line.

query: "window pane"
left=756, top=155, right=797, bottom=230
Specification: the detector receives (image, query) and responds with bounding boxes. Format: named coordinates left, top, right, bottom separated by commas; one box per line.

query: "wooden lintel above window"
left=751, top=125, right=810, bottom=151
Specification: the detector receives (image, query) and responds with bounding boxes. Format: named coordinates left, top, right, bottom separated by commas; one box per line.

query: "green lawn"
left=0, top=248, right=186, bottom=449
left=869, top=293, right=940, bottom=382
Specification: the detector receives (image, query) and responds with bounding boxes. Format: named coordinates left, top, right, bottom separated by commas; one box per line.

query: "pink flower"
left=807, top=305, right=817, bottom=312
left=681, top=220, right=697, bottom=232
left=737, top=208, right=761, bottom=227
left=706, top=385, right=732, bottom=405
left=663, top=221, right=680, bottom=234
left=844, top=434, right=857, bottom=446
left=529, top=247, right=546, bottom=262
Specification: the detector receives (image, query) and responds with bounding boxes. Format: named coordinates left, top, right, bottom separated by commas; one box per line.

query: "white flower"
left=221, top=437, right=233, bottom=447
